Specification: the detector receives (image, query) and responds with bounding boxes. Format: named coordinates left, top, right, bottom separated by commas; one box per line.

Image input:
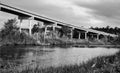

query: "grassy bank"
left=0, top=49, right=120, bottom=73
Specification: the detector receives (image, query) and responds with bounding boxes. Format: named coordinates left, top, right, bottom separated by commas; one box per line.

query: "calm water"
left=0, top=46, right=119, bottom=69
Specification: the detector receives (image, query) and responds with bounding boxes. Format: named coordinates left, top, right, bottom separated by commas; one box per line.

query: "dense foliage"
left=0, top=19, right=19, bottom=39
left=91, top=26, right=120, bottom=35
left=0, top=19, right=36, bottom=45
left=91, top=26, right=120, bottom=44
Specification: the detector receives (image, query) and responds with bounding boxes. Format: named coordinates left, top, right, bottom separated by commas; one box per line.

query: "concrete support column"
left=19, top=19, right=22, bottom=33
left=44, top=26, right=47, bottom=38
left=29, top=17, right=34, bottom=36
left=79, top=32, right=81, bottom=39
left=44, top=24, right=49, bottom=39
left=97, top=34, right=99, bottom=40
left=43, top=25, right=47, bottom=43
left=18, top=16, right=23, bottom=33
left=70, top=28, right=74, bottom=39
left=53, top=22, right=57, bottom=31
left=85, top=32, right=88, bottom=40
left=18, top=16, right=34, bottom=35
left=29, top=19, right=32, bottom=35
left=17, top=17, right=22, bottom=33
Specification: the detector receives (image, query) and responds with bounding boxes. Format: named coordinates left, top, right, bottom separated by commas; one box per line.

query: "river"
left=0, top=45, right=119, bottom=69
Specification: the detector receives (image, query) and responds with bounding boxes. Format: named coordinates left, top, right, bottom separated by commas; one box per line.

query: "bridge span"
left=0, top=2, right=118, bottom=42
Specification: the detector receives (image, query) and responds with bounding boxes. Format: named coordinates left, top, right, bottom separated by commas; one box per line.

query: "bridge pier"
left=87, top=32, right=100, bottom=41
left=28, top=17, right=34, bottom=36
left=97, top=34, right=100, bottom=40
left=43, top=22, right=54, bottom=39
left=85, top=32, right=88, bottom=40
left=78, top=32, right=88, bottom=40
left=79, top=32, right=81, bottom=39
left=18, top=16, right=34, bottom=35
left=70, top=28, right=74, bottom=39
left=18, top=18, right=22, bottom=33
left=104, top=35, right=108, bottom=42
left=53, top=22, right=57, bottom=31
left=29, top=19, right=32, bottom=35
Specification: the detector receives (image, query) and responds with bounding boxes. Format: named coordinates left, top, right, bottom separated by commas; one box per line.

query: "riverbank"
left=1, top=35, right=119, bottom=47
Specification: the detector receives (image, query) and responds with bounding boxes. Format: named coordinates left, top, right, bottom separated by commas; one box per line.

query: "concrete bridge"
left=0, top=3, right=118, bottom=42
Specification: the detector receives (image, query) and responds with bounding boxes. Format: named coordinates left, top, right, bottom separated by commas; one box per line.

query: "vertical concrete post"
left=43, top=24, right=49, bottom=43
left=0, top=6, right=1, bottom=11
left=79, top=32, right=81, bottom=39
left=97, top=34, right=99, bottom=40
left=54, top=22, right=58, bottom=38
left=19, top=20, right=21, bottom=33
left=70, top=28, right=74, bottom=39
left=29, top=19, right=32, bottom=35
left=85, top=31, right=88, bottom=40
left=19, top=18, right=22, bottom=33
left=29, top=17, right=34, bottom=36
left=53, top=22, right=57, bottom=31
left=44, top=25, right=47, bottom=39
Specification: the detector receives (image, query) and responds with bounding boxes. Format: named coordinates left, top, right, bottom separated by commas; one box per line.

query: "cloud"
left=40, top=0, right=95, bottom=27
left=1, top=0, right=120, bottom=28
left=42, top=0, right=93, bottom=17
left=75, top=0, right=120, bottom=27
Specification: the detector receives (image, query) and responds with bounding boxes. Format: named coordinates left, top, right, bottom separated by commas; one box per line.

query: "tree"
left=0, top=19, right=19, bottom=40
left=59, top=26, right=71, bottom=37
left=90, top=26, right=120, bottom=35
left=32, top=24, right=39, bottom=34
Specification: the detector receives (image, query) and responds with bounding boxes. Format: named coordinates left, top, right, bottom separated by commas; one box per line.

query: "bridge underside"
left=1, top=7, right=31, bottom=17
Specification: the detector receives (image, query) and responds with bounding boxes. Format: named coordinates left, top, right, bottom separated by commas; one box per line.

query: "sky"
left=0, top=0, right=120, bottom=28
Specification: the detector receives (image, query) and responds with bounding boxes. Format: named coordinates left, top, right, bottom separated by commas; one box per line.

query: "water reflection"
left=0, top=46, right=27, bottom=60
left=0, top=46, right=119, bottom=69
left=36, top=47, right=119, bottom=68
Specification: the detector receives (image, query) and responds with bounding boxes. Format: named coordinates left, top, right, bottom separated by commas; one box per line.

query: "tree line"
left=90, top=26, right=120, bottom=35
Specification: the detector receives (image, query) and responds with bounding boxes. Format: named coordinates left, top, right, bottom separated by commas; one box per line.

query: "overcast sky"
left=0, top=0, right=120, bottom=28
